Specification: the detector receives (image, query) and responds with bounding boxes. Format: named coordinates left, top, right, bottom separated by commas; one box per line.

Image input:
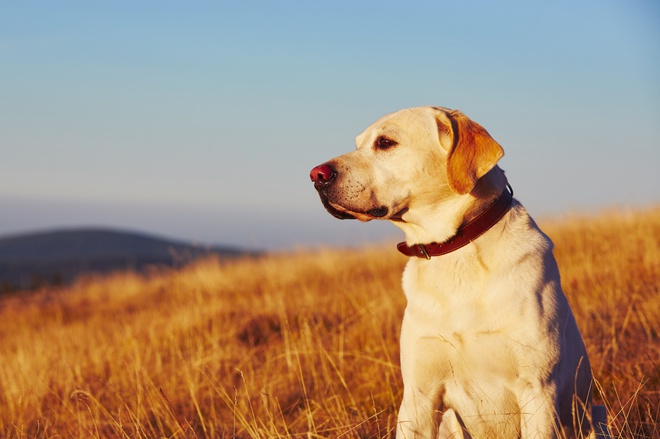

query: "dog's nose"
left=310, top=164, right=336, bottom=184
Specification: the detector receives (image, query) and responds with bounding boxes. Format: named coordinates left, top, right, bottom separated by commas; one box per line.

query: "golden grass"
left=0, top=207, right=658, bottom=438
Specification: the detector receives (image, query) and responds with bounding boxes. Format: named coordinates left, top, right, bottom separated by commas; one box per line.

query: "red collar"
left=397, top=185, right=514, bottom=259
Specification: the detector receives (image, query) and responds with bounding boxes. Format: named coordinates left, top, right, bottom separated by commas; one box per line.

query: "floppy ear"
left=440, top=110, right=504, bottom=195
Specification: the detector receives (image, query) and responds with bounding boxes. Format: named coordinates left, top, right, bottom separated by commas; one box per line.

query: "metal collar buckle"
left=416, top=244, right=431, bottom=260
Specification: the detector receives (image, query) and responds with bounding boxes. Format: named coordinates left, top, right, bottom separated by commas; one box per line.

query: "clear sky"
left=1, top=1, right=659, bottom=250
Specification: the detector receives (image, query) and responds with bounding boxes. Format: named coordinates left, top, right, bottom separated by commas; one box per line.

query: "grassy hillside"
left=0, top=228, right=252, bottom=292
left=0, top=208, right=658, bottom=438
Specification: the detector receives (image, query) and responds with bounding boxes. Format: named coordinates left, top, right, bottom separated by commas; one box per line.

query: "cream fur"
left=311, top=106, right=610, bottom=438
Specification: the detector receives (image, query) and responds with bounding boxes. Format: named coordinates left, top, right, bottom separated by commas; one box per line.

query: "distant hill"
left=0, top=228, right=257, bottom=292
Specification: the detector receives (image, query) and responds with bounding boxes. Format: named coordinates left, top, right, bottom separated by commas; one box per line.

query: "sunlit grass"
left=1, top=207, right=658, bottom=438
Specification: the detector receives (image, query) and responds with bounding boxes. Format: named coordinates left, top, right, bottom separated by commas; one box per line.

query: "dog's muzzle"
left=310, top=163, right=391, bottom=221
left=310, top=163, right=357, bottom=220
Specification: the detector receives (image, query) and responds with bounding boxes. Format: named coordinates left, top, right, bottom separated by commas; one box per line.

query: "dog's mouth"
left=316, top=191, right=396, bottom=223
left=313, top=181, right=410, bottom=222
left=319, top=197, right=358, bottom=220
left=326, top=201, right=389, bottom=222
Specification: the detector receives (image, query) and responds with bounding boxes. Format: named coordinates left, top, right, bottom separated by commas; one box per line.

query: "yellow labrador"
left=310, top=107, right=609, bottom=438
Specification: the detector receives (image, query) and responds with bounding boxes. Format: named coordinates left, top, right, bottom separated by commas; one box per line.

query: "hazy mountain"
left=0, top=228, right=257, bottom=292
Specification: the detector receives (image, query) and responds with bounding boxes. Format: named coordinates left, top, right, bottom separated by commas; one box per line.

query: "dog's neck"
left=392, top=167, right=508, bottom=246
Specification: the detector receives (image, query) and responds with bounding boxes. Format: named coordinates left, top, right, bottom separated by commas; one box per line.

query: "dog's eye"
left=375, top=136, right=398, bottom=150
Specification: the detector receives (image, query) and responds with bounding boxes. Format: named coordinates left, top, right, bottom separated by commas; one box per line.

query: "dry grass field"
left=0, top=207, right=658, bottom=438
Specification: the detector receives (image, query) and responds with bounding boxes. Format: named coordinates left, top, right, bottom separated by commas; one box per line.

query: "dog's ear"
left=437, top=110, right=504, bottom=195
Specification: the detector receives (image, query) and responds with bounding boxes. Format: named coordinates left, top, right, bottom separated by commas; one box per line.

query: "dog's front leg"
left=438, top=409, right=472, bottom=439
left=518, top=386, right=559, bottom=439
left=396, top=387, right=443, bottom=439
left=398, top=400, right=473, bottom=439
left=396, top=321, right=446, bottom=438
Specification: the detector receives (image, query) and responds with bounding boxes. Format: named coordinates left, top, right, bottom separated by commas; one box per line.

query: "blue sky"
left=1, top=1, right=659, bottom=249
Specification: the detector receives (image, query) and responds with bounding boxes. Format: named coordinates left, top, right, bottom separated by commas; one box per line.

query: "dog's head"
left=310, top=106, right=504, bottom=223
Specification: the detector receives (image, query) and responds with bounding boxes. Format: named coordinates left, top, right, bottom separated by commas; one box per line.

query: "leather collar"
left=397, top=184, right=514, bottom=259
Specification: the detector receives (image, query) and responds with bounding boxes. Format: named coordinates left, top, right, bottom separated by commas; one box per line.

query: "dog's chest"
left=401, top=256, right=512, bottom=333
left=400, top=256, right=526, bottom=381
left=400, top=257, right=527, bottom=434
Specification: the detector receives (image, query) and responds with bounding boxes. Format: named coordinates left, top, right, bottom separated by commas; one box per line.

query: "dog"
left=310, top=106, right=610, bottom=438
